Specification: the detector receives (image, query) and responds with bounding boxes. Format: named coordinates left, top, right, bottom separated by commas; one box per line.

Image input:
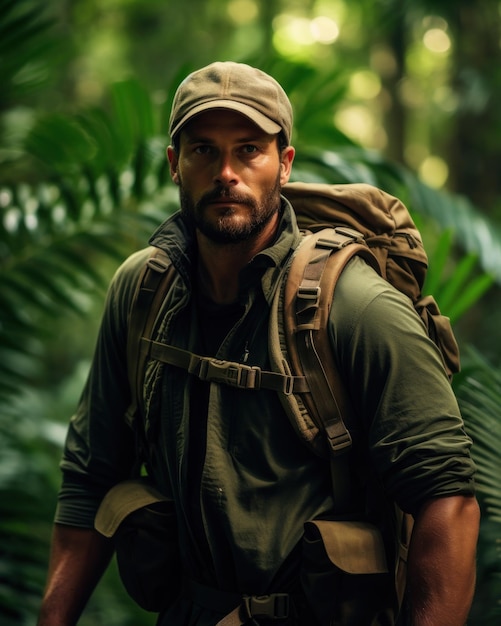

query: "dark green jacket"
left=57, top=200, right=475, bottom=618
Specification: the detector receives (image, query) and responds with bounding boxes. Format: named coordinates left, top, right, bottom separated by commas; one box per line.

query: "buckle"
left=197, top=358, right=261, bottom=390
left=315, top=228, right=364, bottom=251
left=282, top=374, right=295, bottom=396
left=241, top=593, right=289, bottom=620
left=297, top=285, right=321, bottom=301
left=146, top=256, right=170, bottom=273
left=325, top=418, right=353, bottom=455
left=333, top=226, right=364, bottom=243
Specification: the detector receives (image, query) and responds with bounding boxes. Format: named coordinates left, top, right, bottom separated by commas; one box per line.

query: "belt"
left=189, top=579, right=291, bottom=625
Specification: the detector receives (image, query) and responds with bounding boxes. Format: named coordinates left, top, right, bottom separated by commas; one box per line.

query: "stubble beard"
left=179, top=174, right=283, bottom=245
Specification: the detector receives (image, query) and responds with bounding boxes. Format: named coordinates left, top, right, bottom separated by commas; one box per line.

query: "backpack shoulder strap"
left=274, top=226, right=413, bottom=609
left=289, top=228, right=380, bottom=450
left=269, top=227, right=382, bottom=510
left=270, top=227, right=380, bottom=457
left=125, top=246, right=176, bottom=434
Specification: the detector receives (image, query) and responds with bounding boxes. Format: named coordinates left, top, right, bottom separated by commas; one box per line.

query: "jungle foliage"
left=1, top=1, right=500, bottom=624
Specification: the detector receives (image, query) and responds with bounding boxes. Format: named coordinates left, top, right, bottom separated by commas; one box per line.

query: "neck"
left=195, top=214, right=279, bottom=305
left=196, top=248, right=242, bottom=305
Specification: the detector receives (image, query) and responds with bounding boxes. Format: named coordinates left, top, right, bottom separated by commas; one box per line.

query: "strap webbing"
left=126, top=247, right=175, bottom=430
left=291, top=229, right=381, bottom=511
left=189, top=579, right=241, bottom=615
left=188, top=580, right=291, bottom=625
left=141, top=338, right=309, bottom=394
left=188, top=580, right=290, bottom=626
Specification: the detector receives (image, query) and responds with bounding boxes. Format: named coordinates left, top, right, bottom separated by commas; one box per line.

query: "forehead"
left=180, top=109, right=275, bottom=140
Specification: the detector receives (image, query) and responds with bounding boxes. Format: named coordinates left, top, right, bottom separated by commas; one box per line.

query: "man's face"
left=167, top=110, right=294, bottom=244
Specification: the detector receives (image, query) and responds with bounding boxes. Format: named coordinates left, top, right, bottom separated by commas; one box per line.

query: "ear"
left=279, top=146, right=295, bottom=185
left=167, top=146, right=180, bottom=185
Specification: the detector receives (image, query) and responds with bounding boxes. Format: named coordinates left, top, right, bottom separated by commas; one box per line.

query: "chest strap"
left=141, top=338, right=309, bottom=395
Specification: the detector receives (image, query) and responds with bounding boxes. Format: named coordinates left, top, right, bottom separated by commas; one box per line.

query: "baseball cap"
left=169, top=61, right=293, bottom=144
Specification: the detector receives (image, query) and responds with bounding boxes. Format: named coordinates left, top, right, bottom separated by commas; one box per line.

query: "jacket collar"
left=148, top=196, right=302, bottom=297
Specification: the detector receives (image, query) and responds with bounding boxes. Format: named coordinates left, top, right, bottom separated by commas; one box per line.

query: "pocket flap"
left=305, top=520, right=388, bottom=574
left=95, top=478, right=171, bottom=538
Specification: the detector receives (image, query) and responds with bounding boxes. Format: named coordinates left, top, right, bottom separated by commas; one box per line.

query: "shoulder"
left=331, top=255, right=422, bottom=340
left=112, top=247, right=153, bottom=283
left=329, top=254, right=451, bottom=394
left=108, top=247, right=153, bottom=298
left=101, top=247, right=154, bottom=324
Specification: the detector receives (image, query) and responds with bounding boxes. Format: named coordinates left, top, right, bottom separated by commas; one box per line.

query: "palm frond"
left=1, top=54, right=500, bottom=624
left=0, top=80, right=178, bottom=408
left=0, top=0, right=62, bottom=106
left=457, top=350, right=501, bottom=523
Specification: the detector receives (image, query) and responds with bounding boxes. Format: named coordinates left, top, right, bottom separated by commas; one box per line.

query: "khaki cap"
left=94, top=478, right=170, bottom=538
left=169, top=61, right=293, bottom=143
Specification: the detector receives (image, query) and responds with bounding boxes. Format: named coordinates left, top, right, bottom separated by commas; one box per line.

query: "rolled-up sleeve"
left=330, top=257, right=476, bottom=515
left=55, top=248, right=151, bottom=527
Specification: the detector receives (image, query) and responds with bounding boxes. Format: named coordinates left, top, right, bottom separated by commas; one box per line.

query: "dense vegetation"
left=1, top=1, right=500, bottom=624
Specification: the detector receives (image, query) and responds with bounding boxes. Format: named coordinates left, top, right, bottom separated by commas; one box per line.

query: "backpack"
left=121, top=182, right=460, bottom=622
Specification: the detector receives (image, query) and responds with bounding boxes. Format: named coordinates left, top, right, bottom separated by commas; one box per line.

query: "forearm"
left=407, top=495, right=480, bottom=626
left=37, top=523, right=114, bottom=626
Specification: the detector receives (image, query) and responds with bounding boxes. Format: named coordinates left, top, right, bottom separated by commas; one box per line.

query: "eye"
left=194, top=145, right=214, bottom=155
left=241, top=144, right=259, bottom=154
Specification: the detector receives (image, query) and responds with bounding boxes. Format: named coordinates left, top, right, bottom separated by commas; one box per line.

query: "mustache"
left=199, top=186, right=254, bottom=205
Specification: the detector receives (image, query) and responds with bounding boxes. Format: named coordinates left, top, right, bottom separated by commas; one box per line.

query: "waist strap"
left=189, top=580, right=290, bottom=624
left=189, top=579, right=240, bottom=614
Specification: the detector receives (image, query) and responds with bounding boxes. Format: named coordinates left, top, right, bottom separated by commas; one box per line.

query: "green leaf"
left=423, top=229, right=455, bottom=296
left=25, top=114, right=97, bottom=173
left=446, top=273, right=494, bottom=323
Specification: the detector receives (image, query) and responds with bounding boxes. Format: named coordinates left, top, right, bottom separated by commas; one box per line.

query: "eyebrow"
left=183, top=131, right=274, bottom=145
left=184, top=135, right=214, bottom=145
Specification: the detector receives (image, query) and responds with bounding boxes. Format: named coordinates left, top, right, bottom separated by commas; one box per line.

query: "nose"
left=213, top=153, right=238, bottom=186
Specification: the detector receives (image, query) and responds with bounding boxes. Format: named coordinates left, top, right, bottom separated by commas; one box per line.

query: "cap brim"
left=95, top=478, right=170, bottom=538
left=170, top=100, right=282, bottom=139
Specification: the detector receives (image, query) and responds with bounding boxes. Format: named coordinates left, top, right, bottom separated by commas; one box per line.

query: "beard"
left=179, top=173, right=283, bottom=245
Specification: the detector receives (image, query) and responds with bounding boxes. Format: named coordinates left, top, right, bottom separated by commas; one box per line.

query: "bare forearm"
left=407, top=495, right=480, bottom=626
left=37, top=524, right=114, bottom=626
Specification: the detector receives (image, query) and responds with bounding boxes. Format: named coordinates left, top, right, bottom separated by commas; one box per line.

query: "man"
left=38, top=61, right=480, bottom=626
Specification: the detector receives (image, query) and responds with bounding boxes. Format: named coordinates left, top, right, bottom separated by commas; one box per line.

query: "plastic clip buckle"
left=198, top=359, right=261, bottom=390
left=241, top=593, right=289, bottom=620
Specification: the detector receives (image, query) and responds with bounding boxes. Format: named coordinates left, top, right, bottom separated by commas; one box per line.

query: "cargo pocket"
left=301, top=519, right=395, bottom=626
left=95, top=478, right=181, bottom=613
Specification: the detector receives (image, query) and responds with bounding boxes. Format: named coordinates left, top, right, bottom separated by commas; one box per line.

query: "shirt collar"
left=148, top=195, right=302, bottom=298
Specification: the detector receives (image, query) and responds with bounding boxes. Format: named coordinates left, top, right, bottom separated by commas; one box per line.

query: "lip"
left=209, top=198, right=242, bottom=205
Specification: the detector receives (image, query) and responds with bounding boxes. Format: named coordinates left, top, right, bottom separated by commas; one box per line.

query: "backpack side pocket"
left=301, top=519, right=396, bottom=626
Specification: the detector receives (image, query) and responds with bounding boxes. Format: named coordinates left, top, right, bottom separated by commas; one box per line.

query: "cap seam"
left=222, top=66, right=231, bottom=97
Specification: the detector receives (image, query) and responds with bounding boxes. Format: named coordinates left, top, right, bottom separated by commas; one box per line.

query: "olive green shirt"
left=56, top=200, right=475, bottom=603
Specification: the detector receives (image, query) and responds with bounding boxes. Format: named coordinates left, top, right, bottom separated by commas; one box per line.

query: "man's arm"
left=407, top=495, right=480, bottom=626
left=37, top=524, right=114, bottom=626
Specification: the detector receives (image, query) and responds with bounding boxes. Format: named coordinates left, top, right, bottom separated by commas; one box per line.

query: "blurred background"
left=1, top=0, right=500, bottom=624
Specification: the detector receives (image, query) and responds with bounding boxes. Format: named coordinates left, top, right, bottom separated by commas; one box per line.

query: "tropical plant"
left=1, top=2, right=501, bottom=625
left=455, top=350, right=501, bottom=625
left=1, top=73, right=499, bottom=625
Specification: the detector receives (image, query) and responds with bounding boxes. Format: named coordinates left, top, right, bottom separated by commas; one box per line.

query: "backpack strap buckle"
left=324, top=417, right=353, bottom=454
left=297, top=285, right=321, bottom=303
left=146, top=255, right=171, bottom=273
left=316, top=228, right=364, bottom=251
left=198, top=358, right=262, bottom=390
left=240, top=593, right=290, bottom=621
